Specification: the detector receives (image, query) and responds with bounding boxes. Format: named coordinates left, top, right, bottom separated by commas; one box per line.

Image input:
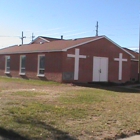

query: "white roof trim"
left=62, top=36, right=104, bottom=51
left=39, top=37, right=50, bottom=42
left=30, top=36, right=50, bottom=44
left=103, top=36, right=135, bottom=58
left=0, top=50, right=64, bottom=55
left=62, top=35, right=135, bottom=58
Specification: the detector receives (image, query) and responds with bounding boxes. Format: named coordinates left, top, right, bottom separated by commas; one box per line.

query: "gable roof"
left=0, top=36, right=135, bottom=58
left=31, top=36, right=62, bottom=44
left=0, top=36, right=102, bottom=54
left=39, top=36, right=62, bottom=42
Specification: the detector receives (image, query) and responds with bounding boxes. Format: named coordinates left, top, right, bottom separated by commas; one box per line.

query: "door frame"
left=92, top=56, right=108, bottom=82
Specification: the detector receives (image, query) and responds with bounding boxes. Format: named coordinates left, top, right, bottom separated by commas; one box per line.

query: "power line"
left=0, top=35, right=19, bottom=37
left=33, top=27, right=67, bottom=34
left=40, top=29, right=82, bottom=37
left=64, top=31, right=92, bottom=37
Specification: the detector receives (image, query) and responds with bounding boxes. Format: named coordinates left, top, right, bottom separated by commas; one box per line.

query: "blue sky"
left=0, top=0, right=140, bottom=50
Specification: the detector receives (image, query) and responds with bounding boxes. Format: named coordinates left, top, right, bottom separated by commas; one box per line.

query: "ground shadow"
left=38, top=77, right=48, bottom=81
left=73, top=82, right=140, bottom=93
left=12, top=117, right=78, bottom=140
left=0, top=122, right=77, bottom=140
left=20, top=75, right=29, bottom=80
left=34, top=121, right=78, bottom=140
left=5, top=74, right=12, bottom=78
left=0, top=127, right=31, bottom=140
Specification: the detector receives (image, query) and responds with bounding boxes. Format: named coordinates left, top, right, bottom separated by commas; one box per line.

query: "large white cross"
left=114, top=53, right=127, bottom=80
left=67, top=49, right=86, bottom=80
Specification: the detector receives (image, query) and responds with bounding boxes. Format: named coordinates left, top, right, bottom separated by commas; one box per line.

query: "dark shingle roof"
left=0, top=36, right=136, bottom=59
left=123, top=48, right=138, bottom=60
left=0, top=36, right=103, bottom=54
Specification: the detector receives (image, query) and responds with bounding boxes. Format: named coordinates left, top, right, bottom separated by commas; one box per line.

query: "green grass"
left=59, top=89, right=114, bottom=104
left=8, top=102, right=87, bottom=121
left=0, top=77, right=140, bottom=140
left=0, top=76, right=61, bottom=86
left=12, top=91, right=46, bottom=97
left=2, top=102, right=87, bottom=139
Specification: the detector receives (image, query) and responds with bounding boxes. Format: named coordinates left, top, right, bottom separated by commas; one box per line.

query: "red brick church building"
left=0, top=36, right=138, bottom=83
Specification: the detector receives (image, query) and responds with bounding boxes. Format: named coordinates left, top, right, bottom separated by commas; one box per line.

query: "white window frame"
left=19, top=55, right=26, bottom=75
left=5, top=56, right=10, bottom=74
left=37, top=54, right=45, bottom=77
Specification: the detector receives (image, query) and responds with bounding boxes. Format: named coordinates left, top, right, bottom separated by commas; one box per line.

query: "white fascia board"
left=62, top=36, right=104, bottom=51
left=39, top=37, right=50, bottom=42
left=103, top=36, right=135, bottom=58
left=0, top=50, right=63, bottom=55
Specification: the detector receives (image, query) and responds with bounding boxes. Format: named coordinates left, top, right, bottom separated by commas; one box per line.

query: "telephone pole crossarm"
left=32, top=33, right=35, bottom=41
left=20, top=31, right=26, bottom=45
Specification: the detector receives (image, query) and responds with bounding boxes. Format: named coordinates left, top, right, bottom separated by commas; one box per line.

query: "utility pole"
left=138, top=24, right=140, bottom=83
left=20, top=31, right=26, bottom=45
left=32, top=33, right=35, bottom=41
left=96, top=21, right=98, bottom=36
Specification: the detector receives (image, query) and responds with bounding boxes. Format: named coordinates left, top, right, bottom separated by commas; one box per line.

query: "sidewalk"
left=119, top=135, right=140, bottom=140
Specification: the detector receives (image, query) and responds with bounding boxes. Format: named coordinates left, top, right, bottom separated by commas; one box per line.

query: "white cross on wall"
left=114, top=53, right=127, bottom=80
left=67, top=49, right=86, bottom=80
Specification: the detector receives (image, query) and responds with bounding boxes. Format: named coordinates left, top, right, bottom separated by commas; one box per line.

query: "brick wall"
left=0, top=52, right=63, bottom=82
left=130, top=61, right=138, bottom=81
left=62, top=38, right=132, bottom=83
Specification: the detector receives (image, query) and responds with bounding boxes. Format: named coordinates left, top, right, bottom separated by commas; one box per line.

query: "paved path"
left=119, top=135, right=140, bottom=140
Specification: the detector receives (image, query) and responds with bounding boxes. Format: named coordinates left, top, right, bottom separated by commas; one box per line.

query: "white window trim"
left=37, top=54, right=45, bottom=77
left=19, top=72, right=26, bottom=76
left=5, top=71, right=10, bottom=74
left=5, top=56, right=10, bottom=74
left=5, top=72, right=10, bottom=74
left=19, top=55, right=26, bottom=75
left=37, top=74, right=45, bottom=77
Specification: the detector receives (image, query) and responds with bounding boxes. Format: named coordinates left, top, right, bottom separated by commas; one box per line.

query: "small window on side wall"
left=5, top=56, right=10, bottom=74
left=20, top=55, right=26, bottom=75
left=38, top=55, right=45, bottom=76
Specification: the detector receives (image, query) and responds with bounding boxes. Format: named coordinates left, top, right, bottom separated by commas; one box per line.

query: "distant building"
left=0, top=36, right=138, bottom=83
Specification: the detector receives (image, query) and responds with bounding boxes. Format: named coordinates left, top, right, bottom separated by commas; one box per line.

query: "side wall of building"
left=0, top=52, right=63, bottom=82
left=130, top=61, right=138, bottom=82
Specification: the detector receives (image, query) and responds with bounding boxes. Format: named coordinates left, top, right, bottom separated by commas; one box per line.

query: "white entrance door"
left=93, top=57, right=108, bottom=82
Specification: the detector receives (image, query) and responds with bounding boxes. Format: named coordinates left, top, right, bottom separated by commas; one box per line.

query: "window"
left=20, top=55, right=26, bottom=75
left=5, top=56, right=10, bottom=73
left=38, top=55, right=45, bottom=76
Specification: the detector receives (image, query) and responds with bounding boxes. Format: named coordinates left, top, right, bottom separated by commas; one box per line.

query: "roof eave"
left=0, top=50, right=64, bottom=55
left=103, top=36, right=135, bottom=58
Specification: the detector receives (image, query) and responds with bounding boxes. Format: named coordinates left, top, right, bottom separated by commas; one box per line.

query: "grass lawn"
left=0, top=77, right=140, bottom=140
